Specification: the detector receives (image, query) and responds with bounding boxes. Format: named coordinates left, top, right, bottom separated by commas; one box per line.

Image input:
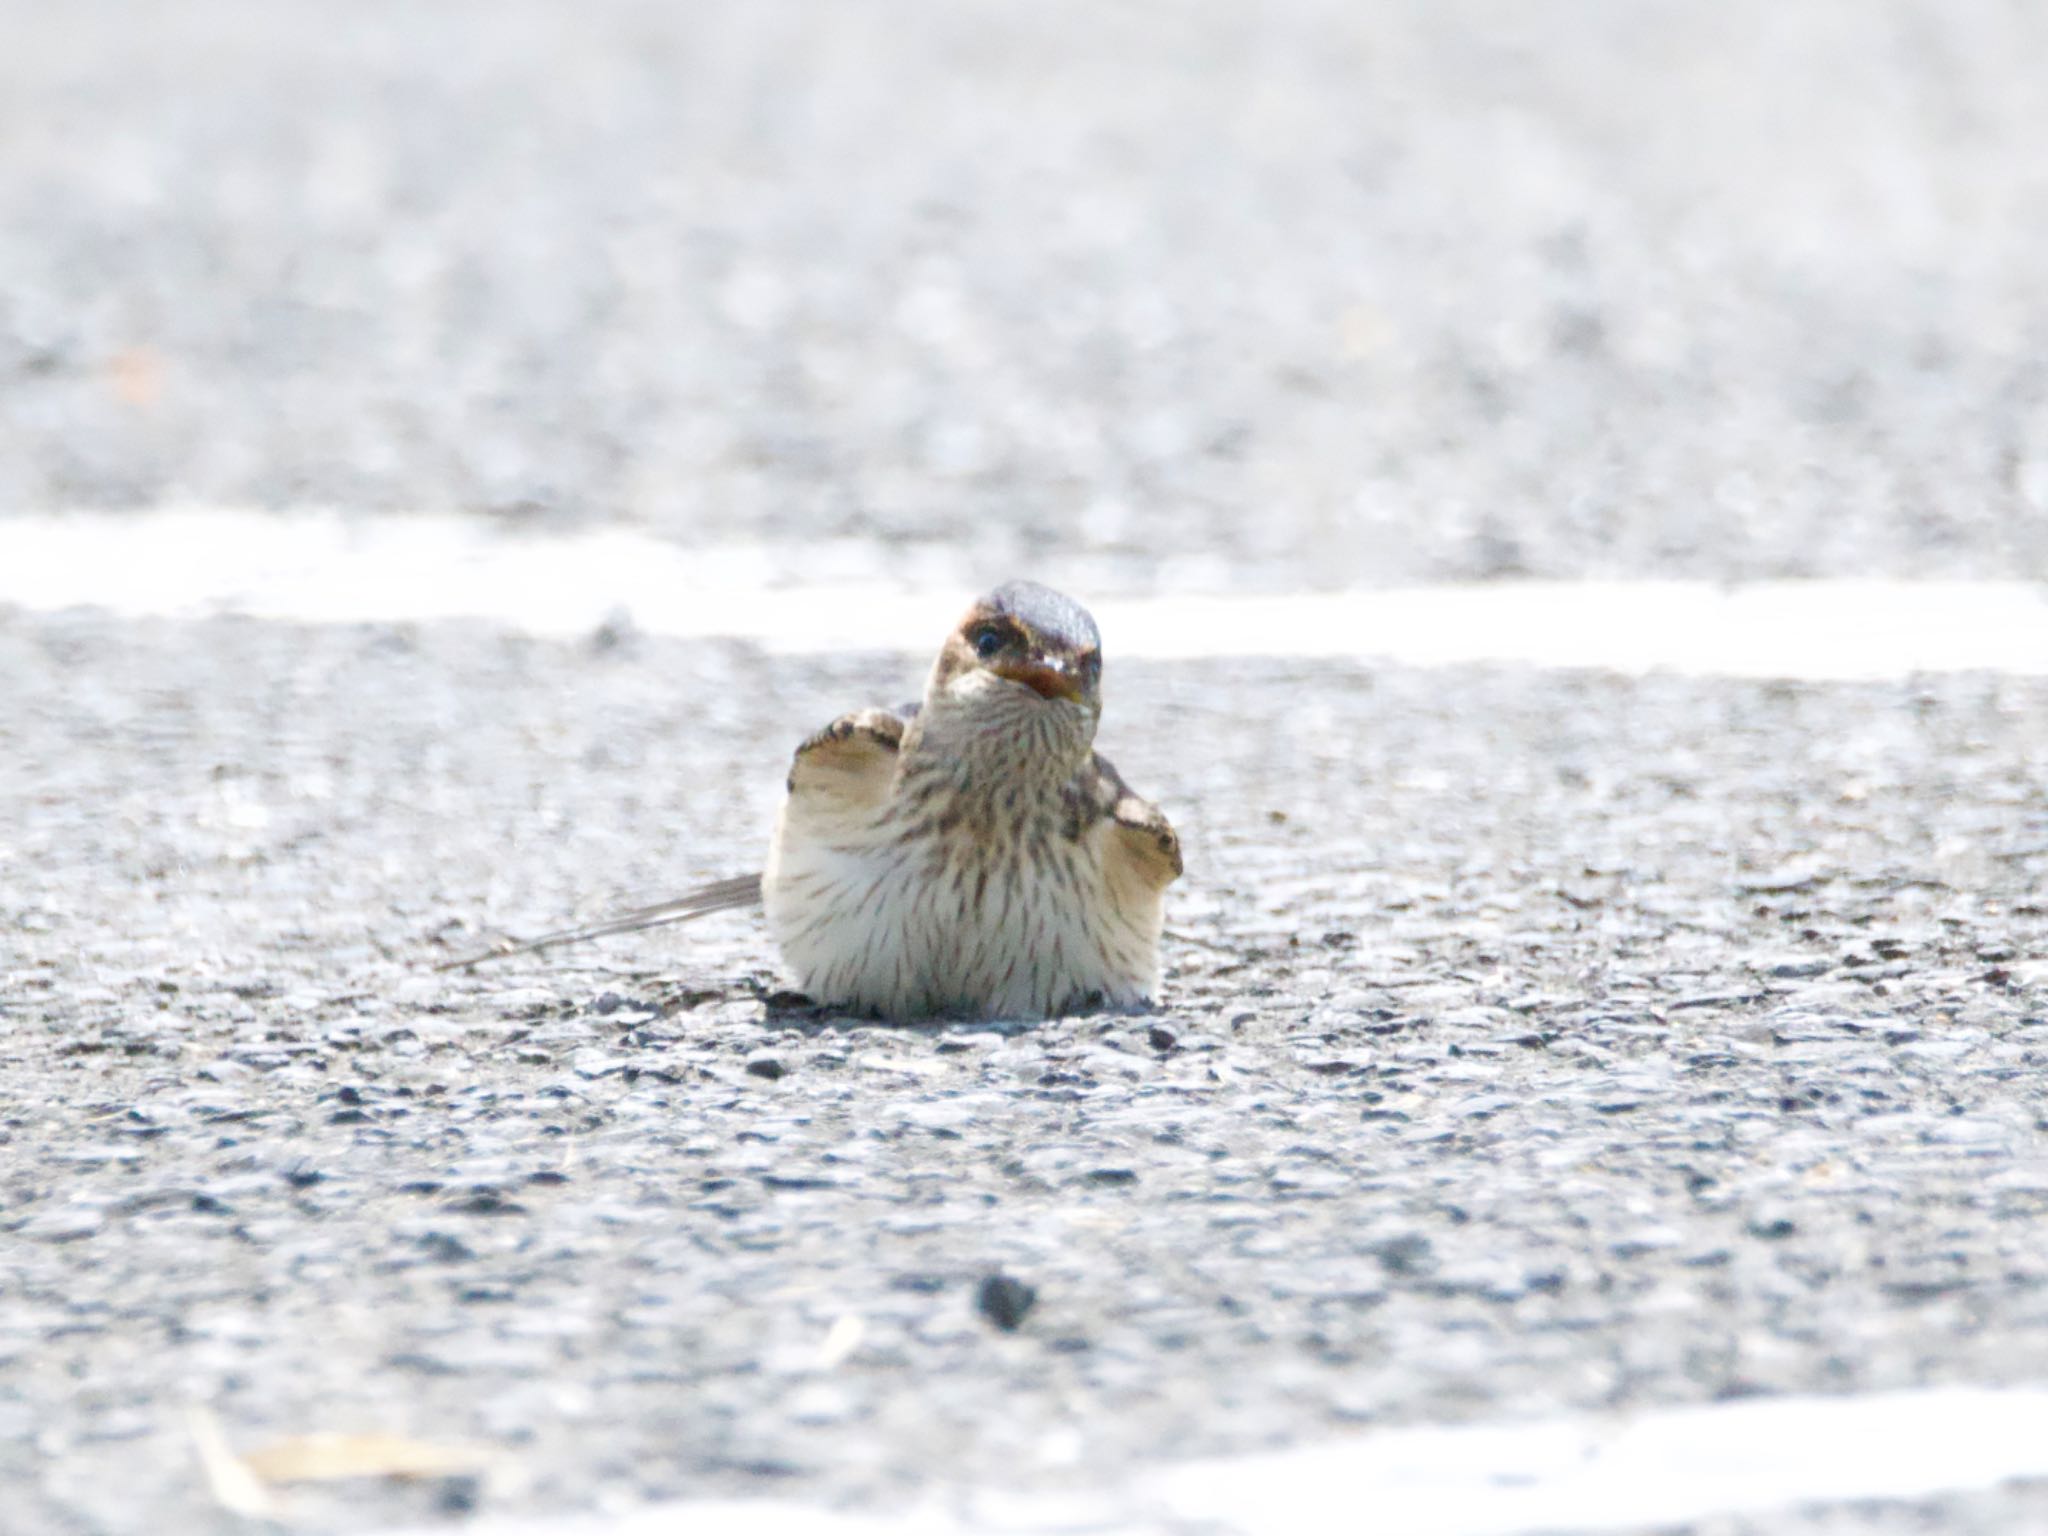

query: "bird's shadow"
left=579, top=971, right=1153, bottom=1041
left=744, top=976, right=1154, bottom=1038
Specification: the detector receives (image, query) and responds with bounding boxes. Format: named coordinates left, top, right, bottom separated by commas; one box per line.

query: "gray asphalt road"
left=6, top=610, right=2047, bottom=1533
left=5, top=0, right=2048, bottom=585
left=8, top=1, right=2048, bottom=1531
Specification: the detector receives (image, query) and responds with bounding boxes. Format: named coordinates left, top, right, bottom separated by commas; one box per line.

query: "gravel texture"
left=8, top=2, right=2048, bottom=1531
left=6, top=611, right=2048, bottom=1533
left=5, top=0, right=2048, bottom=584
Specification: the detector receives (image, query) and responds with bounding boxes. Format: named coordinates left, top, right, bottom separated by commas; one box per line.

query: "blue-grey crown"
left=984, top=580, right=1101, bottom=654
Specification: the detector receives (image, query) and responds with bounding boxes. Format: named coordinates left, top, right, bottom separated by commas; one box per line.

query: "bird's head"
left=924, top=581, right=1104, bottom=761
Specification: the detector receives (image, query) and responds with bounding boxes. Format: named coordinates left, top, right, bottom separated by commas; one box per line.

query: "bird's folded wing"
left=785, top=705, right=914, bottom=812
left=1085, top=750, right=1183, bottom=891
left=1107, top=793, right=1182, bottom=890
left=432, top=874, right=763, bottom=970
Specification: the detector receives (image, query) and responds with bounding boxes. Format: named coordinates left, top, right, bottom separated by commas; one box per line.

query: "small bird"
left=439, top=581, right=1182, bottom=1021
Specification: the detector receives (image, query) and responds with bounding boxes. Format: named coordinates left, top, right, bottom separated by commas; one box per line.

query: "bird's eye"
left=971, top=625, right=1005, bottom=659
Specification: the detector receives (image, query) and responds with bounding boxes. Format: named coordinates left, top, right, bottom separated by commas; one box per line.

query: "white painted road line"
left=6, top=509, right=2048, bottom=678
left=1150, top=1384, right=2048, bottom=1536
left=369, top=1385, right=2048, bottom=1536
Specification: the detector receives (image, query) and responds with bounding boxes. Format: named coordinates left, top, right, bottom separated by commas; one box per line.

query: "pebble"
left=976, top=1274, right=1039, bottom=1332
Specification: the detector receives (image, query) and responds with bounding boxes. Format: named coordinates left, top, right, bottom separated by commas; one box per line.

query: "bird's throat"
left=903, top=688, right=1093, bottom=803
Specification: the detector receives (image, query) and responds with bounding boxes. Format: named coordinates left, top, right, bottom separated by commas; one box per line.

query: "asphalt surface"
left=6, top=610, right=2048, bottom=1533
left=8, top=1, right=2048, bottom=1531
left=5, top=0, right=2048, bottom=586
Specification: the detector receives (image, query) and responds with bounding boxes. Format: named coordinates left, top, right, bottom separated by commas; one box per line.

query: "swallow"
left=438, top=581, right=1182, bottom=1021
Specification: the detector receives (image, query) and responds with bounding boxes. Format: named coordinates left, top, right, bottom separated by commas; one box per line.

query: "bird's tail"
left=431, top=874, right=763, bottom=971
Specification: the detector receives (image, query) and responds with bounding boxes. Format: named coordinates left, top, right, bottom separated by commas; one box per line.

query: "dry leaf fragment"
left=815, top=1312, right=866, bottom=1369
left=240, top=1431, right=493, bottom=1484
left=186, top=1406, right=277, bottom=1518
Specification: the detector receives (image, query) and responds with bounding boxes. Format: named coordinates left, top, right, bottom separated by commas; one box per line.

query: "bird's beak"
left=993, top=653, right=1085, bottom=702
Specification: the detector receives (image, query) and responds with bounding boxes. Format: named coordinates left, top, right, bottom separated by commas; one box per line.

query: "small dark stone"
left=1883, top=1277, right=1972, bottom=1301
left=587, top=607, right=638, bottom=654
left=444, top=1189, right=526, bottom=1217
left=1370, top=1233, right=1435, bottom=1275
left=1147, top=1025, right=1179, bottom=1051
left=416, top=1232, right=476, bottom=1263
left=1086, top=1168, right=1138, bottom=1187
left=721, top=1458, right=803, bottom=1480
left=1746, top=1213, right=1797, bottom=1240
left=385, top=1351, right=460, bottom=1376
left=976, top=1272, right=1038, bottom=1332
left=745, top=1055, right=787, bottom=1081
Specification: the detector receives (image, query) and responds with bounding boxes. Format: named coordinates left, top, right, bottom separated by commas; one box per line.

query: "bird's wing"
left=432, top=875, right=764, bottom=971
left=784, top=705, right=915, bottom=812
left=1080, top=750, right=1183, bottom=892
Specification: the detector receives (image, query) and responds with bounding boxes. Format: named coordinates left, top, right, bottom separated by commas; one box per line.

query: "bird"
left=437, top=580, right=1182, bottom=1021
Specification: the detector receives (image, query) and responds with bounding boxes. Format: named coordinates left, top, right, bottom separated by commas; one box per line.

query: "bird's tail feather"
left=432, top=874, right=763, bottom=971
